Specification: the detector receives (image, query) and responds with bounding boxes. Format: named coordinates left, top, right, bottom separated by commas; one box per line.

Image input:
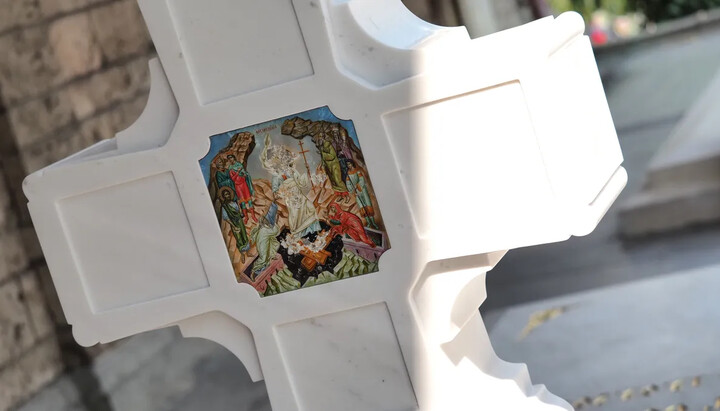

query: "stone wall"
left=0, top=0, right=154, bottom=409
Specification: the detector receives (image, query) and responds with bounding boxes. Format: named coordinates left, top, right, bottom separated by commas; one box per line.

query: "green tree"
left=628, top=0, right=720, bottom=22
left=549, top=0, right=628, bottom=20
left=551, top=0, right=720, bottom=22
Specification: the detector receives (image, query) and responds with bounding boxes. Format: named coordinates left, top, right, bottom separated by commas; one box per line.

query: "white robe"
left=273, top=170, right=321, bottom=237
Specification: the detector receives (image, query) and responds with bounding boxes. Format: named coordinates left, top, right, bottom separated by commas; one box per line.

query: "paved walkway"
left=490, top=264, right=720, bottom=409
left=14, top=21, right=720, bottom=411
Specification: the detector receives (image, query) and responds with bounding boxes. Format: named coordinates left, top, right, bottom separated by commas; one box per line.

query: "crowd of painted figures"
left=210, top=117, right=385, bottom=286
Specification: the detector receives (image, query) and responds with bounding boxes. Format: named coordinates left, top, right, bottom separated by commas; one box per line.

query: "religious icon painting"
left=199, top=106, right=390, bottom=297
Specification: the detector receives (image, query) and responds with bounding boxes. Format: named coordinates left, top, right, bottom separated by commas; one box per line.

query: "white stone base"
left=619, top=68, right=720, bottom=237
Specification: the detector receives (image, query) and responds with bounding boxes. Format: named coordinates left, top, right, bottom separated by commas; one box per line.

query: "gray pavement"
left=14, top=20, right=720, bottom=411
left=489, top=264, right=720, bottom=408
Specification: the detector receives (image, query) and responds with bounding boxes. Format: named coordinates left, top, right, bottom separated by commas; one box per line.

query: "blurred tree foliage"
left=549, top=0, right=720, bottom=21
left=629, top=0, right=720, bottom=21
left=549, top=0, right=628, bottom=20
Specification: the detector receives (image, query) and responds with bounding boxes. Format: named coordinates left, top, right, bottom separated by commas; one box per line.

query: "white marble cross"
left=23, top=1, right=625, bottom=409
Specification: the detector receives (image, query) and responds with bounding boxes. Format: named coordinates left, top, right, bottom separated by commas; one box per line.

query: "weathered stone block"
left=121, top=93, right=150, bottom=128
left=66, top=57, right=151, bottom=120
left=78, top=93, right=148, bottom=143
left=0, top=207, right=9, bottom=239
left=90, top=0, right=151, bottom=62
left=21, top=226, right=45, bottom=262
left=1, top=228, right=29, bottom=272
left=21, top=337, right=63, bottom=390
left=0, top=229, right=30, bottom=284
left=78, top=114, right=117, bottom=144
left=0, top=168, right=12, bottom=232
left=8, top=93, right=76, bottom=149
left=0, top=279, right=35, bottom=365
left=0, top=337, right=63, bottom=411
left=0, top=0, right=106, bottom=33
left=34, top=265, right=67, bottom=326
left=48, top=12, right=102, bottom=80
left=0, top=27, right=64, bottom=104
left=20, top=271, right=55, bottom=340
left=0, top=114, right=16, bottom=155
left=39, top=0, right=96, bottom=17
left=0, top=358, right=26, bottom=411
left=20, top=129, right=90, bottom=173
left=2, top=155, right=34, bottom=225
left=21, top=93, right=148, bottom=173
left=0, top=0, right=44, bottom=33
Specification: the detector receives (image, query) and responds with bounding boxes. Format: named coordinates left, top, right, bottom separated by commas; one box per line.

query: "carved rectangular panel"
left=277, top=303, right=417, bottom=410
left=167, top=0, right=314, bottom=104
left=59, top=172, right=209, bottom=312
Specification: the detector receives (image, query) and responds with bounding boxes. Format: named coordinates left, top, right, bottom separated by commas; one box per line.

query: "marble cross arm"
left=23, top=1, right=625, bottom=410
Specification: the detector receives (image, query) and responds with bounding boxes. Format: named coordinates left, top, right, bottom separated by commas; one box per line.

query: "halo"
left=218, top=187, right=235, bottom=200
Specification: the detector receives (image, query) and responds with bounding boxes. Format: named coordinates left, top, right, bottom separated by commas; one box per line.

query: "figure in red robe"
left=327, top=202, right=375, bottom=247
left=227, top=155, right=257, bottom=222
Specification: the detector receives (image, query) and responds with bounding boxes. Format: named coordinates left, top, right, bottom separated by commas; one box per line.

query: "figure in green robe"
left=346, top=160, right=379, bottom=230
left=250, top=203, right=281, bottom=275
left=214, top=159, right=234, bottom=191
left=220, top=188, right=250, bottom=262
left=318, top=135, right=349, bottom=200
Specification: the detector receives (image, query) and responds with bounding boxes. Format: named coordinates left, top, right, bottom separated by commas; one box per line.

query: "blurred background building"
left=1, top=0, right=720, bottom=410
